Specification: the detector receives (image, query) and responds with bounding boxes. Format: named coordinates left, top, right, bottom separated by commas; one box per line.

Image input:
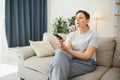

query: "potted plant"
left=67, top=16, right=76, bottom=32
left=52, top=16, right=76, bottom=34
left=52, top=17, right=69, bottom=34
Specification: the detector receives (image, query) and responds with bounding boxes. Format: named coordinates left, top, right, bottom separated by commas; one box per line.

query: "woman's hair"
left=75, top=10, right=90, bottom=19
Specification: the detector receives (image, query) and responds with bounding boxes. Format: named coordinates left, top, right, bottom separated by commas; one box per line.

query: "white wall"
left=48, top=0, right=115, bottom=37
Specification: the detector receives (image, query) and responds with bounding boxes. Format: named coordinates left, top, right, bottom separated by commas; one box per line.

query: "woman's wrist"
left=65, top=48, right=71, bottom=54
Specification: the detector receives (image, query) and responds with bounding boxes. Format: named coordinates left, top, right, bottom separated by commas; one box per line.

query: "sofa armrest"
left=17, top=46, right=36, bottom=60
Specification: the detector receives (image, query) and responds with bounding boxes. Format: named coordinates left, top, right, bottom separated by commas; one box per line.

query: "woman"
left=48, top=10, right=99, bottom=80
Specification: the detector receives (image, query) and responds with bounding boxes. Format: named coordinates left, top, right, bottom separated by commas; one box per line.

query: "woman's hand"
left=58, top=43, right=68, bottom=50
left=56, top=38, right=64, bottom=45
left=56, top=38, right=68, bottom=51
left=56, top=38, right=64, bottom=49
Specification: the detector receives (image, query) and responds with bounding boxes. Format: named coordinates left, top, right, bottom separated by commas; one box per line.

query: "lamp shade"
left=93, top=12, right=103, bottom=19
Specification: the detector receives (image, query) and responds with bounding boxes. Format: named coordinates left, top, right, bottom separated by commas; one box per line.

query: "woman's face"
left=75, top=12, right=89, bottom=29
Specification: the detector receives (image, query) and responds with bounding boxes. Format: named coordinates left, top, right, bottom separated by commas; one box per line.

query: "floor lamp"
left=95, top=18, right=98, bottom=33
left=93, top=12, right=102, bottom=33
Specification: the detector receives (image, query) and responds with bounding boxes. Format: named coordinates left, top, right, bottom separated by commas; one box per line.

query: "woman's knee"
left=55, top=49, right=67, bottom=56
left=54, top=49, right=69, bottom=63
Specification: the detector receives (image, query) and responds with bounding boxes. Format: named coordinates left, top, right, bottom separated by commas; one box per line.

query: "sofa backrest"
left=43, top=33, right=116, bottom=67
left=96, top=38, right=115, bottom=67
left=112, top=39, right=120, bottom=67
left=43, top=32, right=67, bottom=49
left=43, top=32, right=57, bottom=49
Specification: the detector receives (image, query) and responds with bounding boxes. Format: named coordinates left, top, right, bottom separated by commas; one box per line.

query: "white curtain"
left=0, top=0, right=8, bottom=49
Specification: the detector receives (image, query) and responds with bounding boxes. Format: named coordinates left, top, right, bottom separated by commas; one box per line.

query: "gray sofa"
left=17, top=32, right=120, bottom=80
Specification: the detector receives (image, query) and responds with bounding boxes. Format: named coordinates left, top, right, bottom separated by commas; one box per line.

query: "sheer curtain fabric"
left=0, top=0, right=8, bottom=49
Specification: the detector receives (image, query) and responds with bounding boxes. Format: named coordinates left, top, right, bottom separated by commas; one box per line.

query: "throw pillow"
left=29, top=40, right=54, bottom=57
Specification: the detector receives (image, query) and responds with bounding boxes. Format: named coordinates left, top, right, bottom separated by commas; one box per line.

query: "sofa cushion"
left=100, top=67, right=120, bottom=80
left=70, top=66, right=109, bottom=80
left=43, top=32, right=67, bottom=49
left=112, top=39, right=120, bottom=67
left=96, top=38, right=115, bottom=67
left=17, top=46, right=36, bottom=60
left=24, top=56, right=53, bottom=75
left=29, top=40, right=54, bottom=58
